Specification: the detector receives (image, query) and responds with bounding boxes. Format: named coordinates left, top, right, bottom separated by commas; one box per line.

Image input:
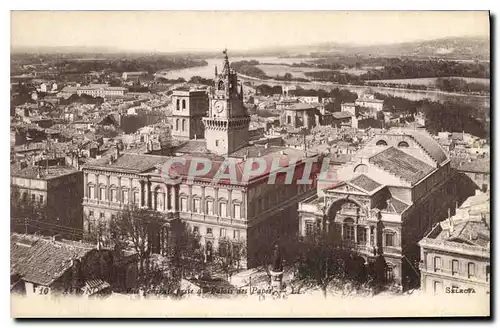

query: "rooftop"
left=452, top=157, right=490, bottom=174
left=349, top=174, right=381, bottom=193
left=11, top=164, right=78, bottom=180
left=332, top=111, right=353, bottom=119
left=284, top=103, right=317, bottom=111
left=388, top=128, right=448, bottom=165
left=11, top=233, right=96, bottom=286
left=84, top=153, right=170, bottom=173
left=369, top=147, right=434, bottom=185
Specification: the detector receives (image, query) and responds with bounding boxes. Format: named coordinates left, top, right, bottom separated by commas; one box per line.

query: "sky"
left=11, top=11, right=490, bottom=52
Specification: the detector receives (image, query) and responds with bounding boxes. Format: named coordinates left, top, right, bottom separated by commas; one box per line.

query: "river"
left=156, top=57, right=490, bottom=110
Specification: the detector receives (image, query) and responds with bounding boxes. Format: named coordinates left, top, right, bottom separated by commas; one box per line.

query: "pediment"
left=325, top=181, right=370, bottom=196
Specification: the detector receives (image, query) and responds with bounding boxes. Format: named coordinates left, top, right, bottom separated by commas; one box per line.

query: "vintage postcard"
left=10, top=11, right=490, bottom=318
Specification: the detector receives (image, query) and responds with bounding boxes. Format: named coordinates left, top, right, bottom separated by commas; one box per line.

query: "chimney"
left=449, top=217, right=454, bottom=234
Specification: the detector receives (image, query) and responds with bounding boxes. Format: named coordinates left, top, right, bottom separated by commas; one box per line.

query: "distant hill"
left=11, top=46, right=121, bottom=54
left=247, top=36, right=490, bottom=61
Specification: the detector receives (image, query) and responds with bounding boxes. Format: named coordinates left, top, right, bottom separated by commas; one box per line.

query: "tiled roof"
left=382, top=197, right=410, bottom=214
left=285, top=103, right=317, bottom=111
left=453, top=157, right=490, bottom=174
left=450, top=219, right=490, bottom=247
left=390, top=128, right=448, bottom=165
left=11, top=164, right=78, bottom=180
left=84, top=153, right=170, bottom=173
left=349, top=174, right=381, bottom=192
left=174, top=140, right=209, bottom=154
left=10, top=234, right=95, bottom=286
left=369, top=147, right=434, bottom=185
left=332, top=111, right=353, bottom=119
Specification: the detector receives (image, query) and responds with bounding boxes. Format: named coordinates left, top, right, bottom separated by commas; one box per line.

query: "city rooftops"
left=83, top=153, right=170, bottom=173
left=284, top=103, right=317, bottom=111
left=11, top=163, right=78, bottom=180
left=172, top=88, right=207, bottom=96
left=452, top=157, right=490, bottom=174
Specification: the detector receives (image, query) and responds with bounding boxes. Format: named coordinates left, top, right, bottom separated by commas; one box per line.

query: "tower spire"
left=222, top=48, right=230, bottom=73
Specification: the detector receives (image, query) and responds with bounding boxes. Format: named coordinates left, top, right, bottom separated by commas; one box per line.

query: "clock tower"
left=203, top=50, right=250, bottom=155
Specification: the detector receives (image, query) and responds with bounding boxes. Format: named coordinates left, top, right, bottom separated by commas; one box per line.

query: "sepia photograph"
left=8, top=10, right=491, bottom=318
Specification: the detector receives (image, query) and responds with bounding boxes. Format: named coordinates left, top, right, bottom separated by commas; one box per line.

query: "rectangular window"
left=343, top=224, right=355, bottom=242
left=468, top=263, right=475, bottom=279
left=219, top=203, right=227, bottom=217
left=233, top=204, right=241, bottom=219
left=305, top=220, right=315, bottom=237
left=111, top=214, right=116, bottom=221
left=434, top=257, right=442, bottom=272
left=99, top=212, right=105, bottom=219
left=110, top=189, right=117, bottom=202
left=207, top=227, right=213, bottom=235
left=358, top=227, right=367, bottom=244
left=452, top=260, right=459, bottom=276
left=287, top=116, right=291, bottom=124
left=486, top=265, right=490, bottom=282
left=193, top=226, right=199, bottom=234
left=31, top=194, right=36, bottom=202
left=89, top=210, right=94, bottom=218
left=39, top=195, right=44, bottom=203
left=434, top=281, right=443, bottom=294
left=180, top=198, right=188, bottom=212
left=193, top=199, right=200, bottom=213
left=220, top=228, right=226, bottom=237
left=206, top=200, right=214, bottom=215
left=385, top=233, right=394, bottom=247
left=233, top=230, right=240, bottom=239
left=215, top=140, right=219, bottom=147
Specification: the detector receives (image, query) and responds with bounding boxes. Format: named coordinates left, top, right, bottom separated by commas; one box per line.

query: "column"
left=117, top=177, right=122, bottom=202
left=106, top=175, right=110, bottom=201
left=340, top=223, right=344, bottom=240
left=174, top=186, right=179, bottom=211
left=214, top=187, right=219, bottom=216
left=241, top=190, right=247, bottom=219
left=145, top=179, right=150, bottom=209
left=201, top=186, right=206, bottom=214
left=354, top=223, right=358, bottom=244
left=167, top=186, right=172, bottom=210
left=228, top=189, right=233, bottom=218
left=188, top=185, right=193, bottom=212
left=84, top=173, right=88, bottom=198
left=129, top=179, right=133, bottom=205
left=367, top=226, right=371, bottom=247
left=140, top=180, right=145, bottom=207
left=374, top=225, right=378, bottom=254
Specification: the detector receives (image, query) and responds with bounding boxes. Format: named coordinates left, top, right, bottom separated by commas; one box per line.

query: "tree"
left=110, top=205, right=166, bottom=275
left=214, top=237, right=247, bottom=281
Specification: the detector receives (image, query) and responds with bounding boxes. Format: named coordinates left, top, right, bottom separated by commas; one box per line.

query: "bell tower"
left=203, top=50, right=250, bottom=155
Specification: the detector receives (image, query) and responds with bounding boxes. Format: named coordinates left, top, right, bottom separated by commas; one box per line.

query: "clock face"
left=215, top=101, right=224, bottom=113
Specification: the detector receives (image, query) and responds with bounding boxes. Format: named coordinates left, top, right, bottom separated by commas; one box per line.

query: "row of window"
left=175, top=99, right=186, bottom=111
left=21, top=192, right=44, bottom=204
left=175, top=118, right=187, bottom=132
left=375, top=140, right=409, bottom=148
left=304, top=220, right=397, bottom=247
left=192, top=226, right=241, bottom=239
left=433, top=257, right=490, bottom=280
left=87, top=186, right=140, bottom=204
left=180, top=198, right=241, bottom=218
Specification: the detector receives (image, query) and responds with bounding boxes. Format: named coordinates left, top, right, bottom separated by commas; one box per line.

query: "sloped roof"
left=349, top=174, right=381, bottom=192
left=332, top=111, right=353, bottom=119
left=84, top=153, right=170, bottom=173
left=369, top=147, right=434, bottom=185
left=381, top=197, right=410, bottom=214
left=285, top=103, right=316, bottom=111
left=10, top=234, right=95, bottom=286
left=389, top=128, right=448, bottom=165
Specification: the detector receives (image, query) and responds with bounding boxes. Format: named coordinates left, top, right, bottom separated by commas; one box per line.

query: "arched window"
left=154, top=187, right=165, bottom=211
left=182, top=119, right=186, bottom=132
left=376, top=140, right=388, bottom=146
left=98, top=185, right=106, bottom=201
left=219, top=199, right=228, bottom=217
left=343, top=218, right=355, bottom=242
left=218, top=80, right=224, bottom=90
left=175, top=119, right=179, bottom=131
left=192, top=197, right=200, bottom=213
left=398, top=141, right=409, bottom=148
left=182, top=99, right=186, bottom=109
left=121, top=188, right=129, bottom=204
left=176, top=99, right=180, bottom=111
left=354, top=164, right=368, bottom=174
left=109, top=185, right=117, bottom=202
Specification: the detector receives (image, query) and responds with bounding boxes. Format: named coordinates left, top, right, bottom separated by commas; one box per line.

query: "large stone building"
left=11, top=162, right=84, bottom=238
left=418, top=190, right=490, bottom=295
left=82, top=52, right=319, bottom=267
left=298, top=128, right=466, bottom=290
